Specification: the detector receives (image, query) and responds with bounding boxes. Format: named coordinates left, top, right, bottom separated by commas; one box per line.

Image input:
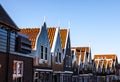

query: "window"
left=59, top=53, right=61, bottom=63
left=66, top=56, right=69, bottom=67
left=0, top=28, right=7, bottom=52
left=55, top=52, right=59, bottom=62
left=34, top=72, right=39, bottom=82
left=13, top=60, right=23, bottom=82
left=71, top=50, right=74, bottom=55
left=68, top=56, right=71, bottom=67
left=45, top=47, right=47, bottom=60
left=41, top=46, right=43, bottom=59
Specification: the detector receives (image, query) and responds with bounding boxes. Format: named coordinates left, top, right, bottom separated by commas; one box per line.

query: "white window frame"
left=34, top=72, right=39, bottom=82
left=13, top=60, right=23, bottom=82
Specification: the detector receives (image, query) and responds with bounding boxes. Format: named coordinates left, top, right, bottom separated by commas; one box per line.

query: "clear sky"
left=0, top=0, right=120, bottom=62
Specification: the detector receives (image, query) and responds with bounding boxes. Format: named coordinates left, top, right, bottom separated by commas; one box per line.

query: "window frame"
left=13, top=60, right=23, bottom=82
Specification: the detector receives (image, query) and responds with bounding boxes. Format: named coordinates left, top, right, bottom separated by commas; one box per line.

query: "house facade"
left=71, top=47, right=93, bottom=82
left=60, top=29, right=73, bottom=82
left=0, top=4, right=33, bottom=82
left=94, top=54, right=118, bottom=82
left=20, top=22, right=52, bottom=82
left=47, top=27, right=63, bottom=82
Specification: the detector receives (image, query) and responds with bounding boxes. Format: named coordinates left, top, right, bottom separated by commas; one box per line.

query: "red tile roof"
left=60, top=29, right=67, bottom=49
left=71, top=47, right=90, bottom=65
left=94, top=54, right=117, bottom=68
left=47, top=27, right=56, bottom=49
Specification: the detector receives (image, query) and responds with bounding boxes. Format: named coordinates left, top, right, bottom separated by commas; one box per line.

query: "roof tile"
left=94, top=54, right=117, bottom=69
left=60, top=29, right=67, bottom=49
left=47, top=27, right=56, bottom=49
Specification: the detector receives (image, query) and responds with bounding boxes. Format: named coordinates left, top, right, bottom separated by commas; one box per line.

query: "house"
left=47, top=27, right=63, bottom=82
left=0, top=4, right=33, bottom=82
left=60, top=29, right=73, bottom=82
left=71, top=47, right=93, bottom=82
left=20, top=22, right=52, bottom=82
left=94, top=54, right=118, bottom=82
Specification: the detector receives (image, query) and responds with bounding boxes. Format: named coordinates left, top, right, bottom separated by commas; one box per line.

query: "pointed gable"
left=20, top=28, right=40, bottom=50
left=94, top=54, right=117, bottom=69
left=0, top=4, right=19, bottom=31
left=47, top=27, right=56, bottom=49
left=60, top=29, right=67, bottom=49
left=71, top=47, right=90, bottom=64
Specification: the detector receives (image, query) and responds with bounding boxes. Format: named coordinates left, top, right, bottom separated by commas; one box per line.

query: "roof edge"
left=0, top=20, right=19, bottom=31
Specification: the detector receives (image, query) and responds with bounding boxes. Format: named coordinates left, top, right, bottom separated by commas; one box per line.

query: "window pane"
left=13, top=60, right=23, bottom=82
left=18, top=62, right=22, bottom=74
left=41, top=46, right=43, bottom=59
left=13, top=62, right=17, bottom=74
left=45, top=47, right=47, bottom=60
left=55, top=52, right=58, bottom=62
left=59, top=53, right=61, bottom=63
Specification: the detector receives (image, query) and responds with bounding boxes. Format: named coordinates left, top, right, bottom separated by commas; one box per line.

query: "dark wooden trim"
left=0, top=21, right=19, bottom=31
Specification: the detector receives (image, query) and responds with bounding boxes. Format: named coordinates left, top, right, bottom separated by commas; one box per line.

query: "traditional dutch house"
left=0, top=4, right=33, bottom=82
left=71, top=48, right=78, bottom=82
left=94, top=54, right=118, bottom=82
left=71, top=47, right=93, bottom=82
left=20, top=22, right=52, bottom=82
left=47, top=27, right=63, bottom=82
left=60, top=29, right=73, bottom=82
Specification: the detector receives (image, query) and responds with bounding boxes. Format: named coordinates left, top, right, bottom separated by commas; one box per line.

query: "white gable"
left=51, top=28, right=62, bottom=54
left=34, top=22, right=51, bottom=66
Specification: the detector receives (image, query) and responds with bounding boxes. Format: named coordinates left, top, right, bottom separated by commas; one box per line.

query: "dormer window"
left=41, top=46, right=43, bottom=59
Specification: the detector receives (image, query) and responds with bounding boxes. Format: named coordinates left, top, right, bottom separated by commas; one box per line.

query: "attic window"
left=59, top=53, right=61, bottom=63
left=45, top=47, right=47, bottom=60
left=41, top=46, right=43, bottom=59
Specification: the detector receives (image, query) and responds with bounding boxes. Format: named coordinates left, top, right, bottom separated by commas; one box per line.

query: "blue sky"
left=0, top=0, right=120, bottom=62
